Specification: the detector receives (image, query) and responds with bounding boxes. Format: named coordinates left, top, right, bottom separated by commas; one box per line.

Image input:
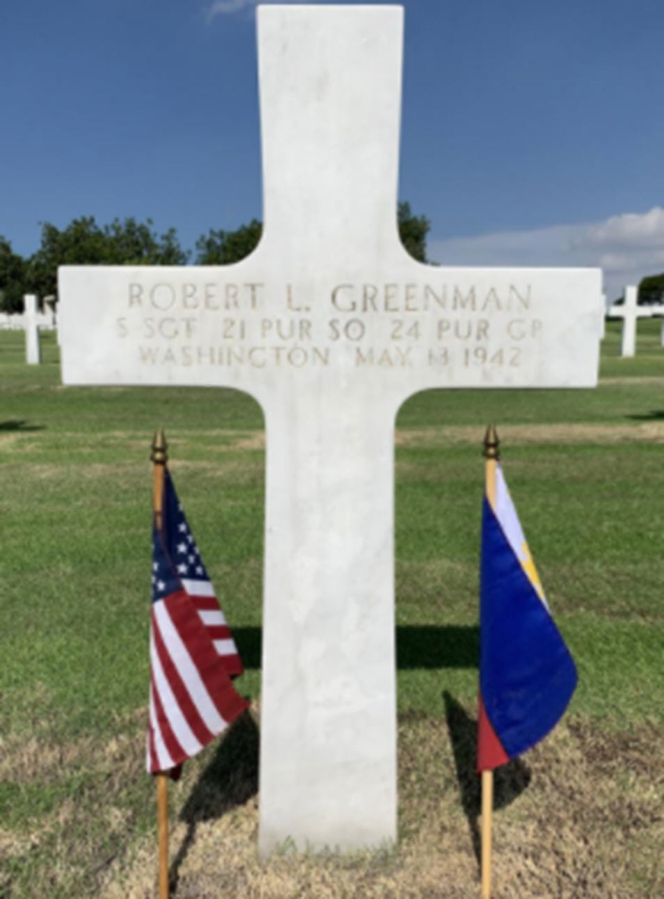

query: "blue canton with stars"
left=151, top=470, right=211, bottom=604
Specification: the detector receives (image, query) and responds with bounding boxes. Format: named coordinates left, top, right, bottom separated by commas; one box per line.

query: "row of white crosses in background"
left=607, top=286, right=664, bottom=357
left=0, top=298, right=56, bottom=331
left=0, top=295, right=57, bottom=365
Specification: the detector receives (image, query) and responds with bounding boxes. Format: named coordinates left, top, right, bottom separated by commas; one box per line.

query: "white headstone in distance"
left=24, top=294, right=41, bottom=365
left=57, top=5, right=603, bottom=855
left=608, top=286, right=658, bottom=357
left=650, top=298, right=664, bottom=348
left=44, top=296, right=57, bottom=327
left=621, top=286, right=638, bottom=356
left=646, top=303, right=664, bottom=348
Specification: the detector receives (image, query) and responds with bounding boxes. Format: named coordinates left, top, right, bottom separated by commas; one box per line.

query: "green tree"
left=0, top=237, right=29, bottom=312
left=29, top=216, right=189, bottom=301
left=397, top=201, right=430, bottom=263
left=104, top=218, right=189, bottom=267
left=195, top=203, right=430, bottom=265
left=195, top=219, right=263, bottom=265
left=638, top=273, right=664, bottom=305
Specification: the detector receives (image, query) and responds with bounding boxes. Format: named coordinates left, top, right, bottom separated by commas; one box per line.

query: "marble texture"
left=24, top=294, right=41, bottom=365
left=58, top=4, right=603, bottom=855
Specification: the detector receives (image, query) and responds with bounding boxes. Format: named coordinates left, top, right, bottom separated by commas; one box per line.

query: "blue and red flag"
left=147, top=469, right=247, bottom=776
left=477, top=463, right=577, bottom=772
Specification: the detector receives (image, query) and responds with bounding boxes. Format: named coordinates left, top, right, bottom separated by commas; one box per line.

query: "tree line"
left=636, top=273, right=664, bottom=304
left=0, top=202, right=430, bottom=312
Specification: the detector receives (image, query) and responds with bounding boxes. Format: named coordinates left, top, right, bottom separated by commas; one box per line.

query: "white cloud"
left=206, top=0, right=315, bottom=20
left=574, top=207, right=664, bottom=252
left=428, top=207, right=664, bottom=301
left=207, top=0, right=254, bottom=17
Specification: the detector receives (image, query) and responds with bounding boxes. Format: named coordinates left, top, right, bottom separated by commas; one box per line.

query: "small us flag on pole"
left=147, top=468, right=247, bottom=776
left=156, top=469, right=244, bottom=679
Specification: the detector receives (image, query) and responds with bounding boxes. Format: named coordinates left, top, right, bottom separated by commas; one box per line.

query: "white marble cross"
left=24, top=294, right=41, bottom=365
left=608, top=285, right=659, bottom=356
left=58, top=5, right=602, bottom=855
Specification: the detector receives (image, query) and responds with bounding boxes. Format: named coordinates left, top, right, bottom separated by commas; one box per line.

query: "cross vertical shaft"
left=259, top=389, right=398, bottom=853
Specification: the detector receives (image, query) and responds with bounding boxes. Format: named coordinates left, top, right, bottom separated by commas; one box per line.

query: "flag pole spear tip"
left=483, top=424, right=500, bottom=460
left=151, top=428, right=168, bottom=465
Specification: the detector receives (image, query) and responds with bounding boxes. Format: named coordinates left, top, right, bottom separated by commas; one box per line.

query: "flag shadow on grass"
left=443, top=691, right=531, bottom=869
left=232, top=625, right=480, bottom=670
left=169, top=708, right=259, bottom=894
left=0, top=419, right=44, bottom=431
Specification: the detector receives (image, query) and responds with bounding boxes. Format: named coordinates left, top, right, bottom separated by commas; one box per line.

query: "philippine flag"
left=477, top=463, right=577, bottom=772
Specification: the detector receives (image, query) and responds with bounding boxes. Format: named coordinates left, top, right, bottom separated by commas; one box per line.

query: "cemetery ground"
left=1, top=322, right=663, bottom=899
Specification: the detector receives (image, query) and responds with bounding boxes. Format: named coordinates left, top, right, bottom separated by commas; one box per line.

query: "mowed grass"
left=1, top=319, right=663, bottom=897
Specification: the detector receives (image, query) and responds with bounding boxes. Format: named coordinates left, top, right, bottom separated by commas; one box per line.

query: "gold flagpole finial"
left=483, top=424, right=500, bottom=461
left=151, top=428, right=168, bottom=465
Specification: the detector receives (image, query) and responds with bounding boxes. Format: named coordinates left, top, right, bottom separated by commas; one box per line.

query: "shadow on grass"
left=398, top=625, right=478, bottom=669
left=233, top=625, right=479, bottom=671
left=0, top=419, right=44, bottom=432
left=170, top=709, right=259, bottom=894
left=626, top=411, right=664, bottom=420
left=443, top=691, right=531, bottom=870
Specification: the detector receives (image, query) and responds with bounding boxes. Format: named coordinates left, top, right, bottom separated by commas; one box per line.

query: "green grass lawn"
left=1, top=320, right=663, bottom=897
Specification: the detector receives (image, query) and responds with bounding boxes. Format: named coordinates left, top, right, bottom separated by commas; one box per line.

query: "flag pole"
left=151, top=428, right=170, bottom=899
left=481, top=424, right=500, bottom=899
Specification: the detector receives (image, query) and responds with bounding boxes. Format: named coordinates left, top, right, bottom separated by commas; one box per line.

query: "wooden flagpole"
left=151, top=428, right=170, bottom=899
left=481, top=424, right=500, bottom=899
left=481, top=768, right=493, bottom=899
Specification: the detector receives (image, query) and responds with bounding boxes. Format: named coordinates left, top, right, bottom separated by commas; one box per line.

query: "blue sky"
left=2, top=0, right=663, bottom=297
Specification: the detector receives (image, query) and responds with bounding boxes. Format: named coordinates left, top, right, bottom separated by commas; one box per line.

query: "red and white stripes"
left=147, top=589, right=247, bottom=775
left=181, top=578, right=244, bottom=677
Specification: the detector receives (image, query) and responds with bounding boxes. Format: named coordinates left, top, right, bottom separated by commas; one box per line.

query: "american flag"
left=147, top=469, right=247, bottom=775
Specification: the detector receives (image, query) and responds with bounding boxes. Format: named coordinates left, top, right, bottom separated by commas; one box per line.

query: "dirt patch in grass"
left=7, top=423, right=658, bottom=459
left=396, top=422, right=664, bottom=447
left=229, top=434, right=266, bottom=451
left=93, top=708, right=663, bottom=899
left=0, top=736, right=92, bottom=784
left=0, top=434, right=42, bottom=451
left=174, top=423, right=664, bottom=451
left=600, top=376, right=664, bottom=385
left=2, top=705, right=661, bottom=897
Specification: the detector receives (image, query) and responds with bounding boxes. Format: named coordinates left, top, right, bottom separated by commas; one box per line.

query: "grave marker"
left=608, top=286, right=660, bottom=357
left=44, top=295, right=57, bottom=328
left=24, top=294, right=41, bottom=365
left=600, top=292, right=607, bottom=339
left=58, top=5, right=603, bottom=855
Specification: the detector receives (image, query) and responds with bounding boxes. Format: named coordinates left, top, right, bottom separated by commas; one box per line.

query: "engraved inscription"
left=128, top=281, right=264, bottom=311
left=114, top=279, right=545, bottom=372
left=329, top=282, right=531, bottom=313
